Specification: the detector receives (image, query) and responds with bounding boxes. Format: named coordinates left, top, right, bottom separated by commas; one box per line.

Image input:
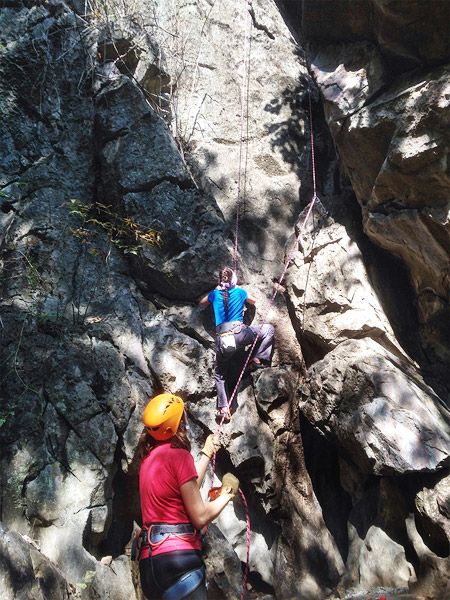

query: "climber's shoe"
left=216, top=407, right=231, bottom=422
left=247, top=357, right=267, bottom=372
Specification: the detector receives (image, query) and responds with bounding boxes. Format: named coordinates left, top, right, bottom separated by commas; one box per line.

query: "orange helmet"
left=143, top=393, right=184, bottom=441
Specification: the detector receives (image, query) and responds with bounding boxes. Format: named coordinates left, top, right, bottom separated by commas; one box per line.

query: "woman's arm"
left=196, top=454, right=210, bottom=488
left=246, top=292, right=256, bottom=305
left=198, top=294, right=210, bottom=307
left=180, top=479, right=232, bottom=529
left=196, top=434, right=219, bottom=487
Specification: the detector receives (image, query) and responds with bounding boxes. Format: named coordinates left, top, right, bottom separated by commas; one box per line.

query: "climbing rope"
left=210, top=85, right=319, bottom=598
left=222, top=4, right=253, bottom=598
left=209, top=0, right=320, bottom=593
left=223, top=87, right=320, bottom=423
left=233, top=0, right=253, bottom=274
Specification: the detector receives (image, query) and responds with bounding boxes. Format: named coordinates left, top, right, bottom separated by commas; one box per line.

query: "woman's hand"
left=201, top=434, right=220, bottom=459
left=220, top=473, right=239, bottom=498
left=180, top=479, right=232, bottom=530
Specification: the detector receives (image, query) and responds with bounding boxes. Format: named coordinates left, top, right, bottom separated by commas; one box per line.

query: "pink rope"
left=234, top=0, right=252, bottom=274
left=239, top=488, right=251, bottom=600
left=210, top=85, right=319, bottom=599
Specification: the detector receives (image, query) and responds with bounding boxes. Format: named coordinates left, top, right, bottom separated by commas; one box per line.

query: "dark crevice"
left=249, top=5, right=275, bottom=40
left=121, top=174, right=195, bottom=195
left=0, top=199, right=18, bottom=214
left=247, top=571, right=275, bottom=595
left=97, top=436, right=141, bottom=558
left=300, top=413, right=352, bottom=562
left=97, top=126, right=130, bottom=145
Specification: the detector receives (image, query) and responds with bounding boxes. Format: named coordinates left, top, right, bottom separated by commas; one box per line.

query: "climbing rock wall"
left=0, top=1, right=449, bottom=600
left=279, top=1, right=450, bottom=598
left=296, top=0, right=450, bottom=396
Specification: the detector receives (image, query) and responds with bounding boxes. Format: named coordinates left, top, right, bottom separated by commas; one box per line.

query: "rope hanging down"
left=208, top=4, right=253, bottom=599
left=211, top=83, right=320, bottom=598
left=233, top=0, right=253, bottom=275
left=219, top=86, right=320, bottom=431
left=207, top=0, right=252, bottom=600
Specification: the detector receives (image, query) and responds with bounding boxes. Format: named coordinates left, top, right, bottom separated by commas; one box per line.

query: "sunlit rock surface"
left=296, top=0, right=450, bottom=396
left=1, top=1, right=449, bottom=599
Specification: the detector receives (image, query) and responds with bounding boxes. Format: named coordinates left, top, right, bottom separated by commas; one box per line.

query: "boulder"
left=286, top=199, right=407, bottom=363
left=0, top=522, right=71, bottom=600
left=95, top=17, right=171, bottom=105
left=202, top=524, right=242, bottom=599
left=300, top=338, right=450, bottom=475
left=358, top=525, right=415, bottom=589
left=415, top=473, right=450, bottom=558
left=406, top=514, right=450, bottom=600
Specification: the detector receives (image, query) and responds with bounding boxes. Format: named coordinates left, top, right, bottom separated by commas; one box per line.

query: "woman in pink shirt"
left=136, top=393, right=237, bottom=599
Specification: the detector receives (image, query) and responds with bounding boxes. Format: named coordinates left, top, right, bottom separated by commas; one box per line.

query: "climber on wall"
left=136, top=393, right=239, bottom=600
left=199, top=266, right=275, bottom=420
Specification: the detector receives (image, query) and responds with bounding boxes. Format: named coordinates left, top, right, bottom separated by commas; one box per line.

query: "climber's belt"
left=216, top=321, right=243, bottom=335
left=140, top=523, right=197, bottom=546
left=149, top=523, right=196, bottom=537
left=137, top=523, right=199, bottom=561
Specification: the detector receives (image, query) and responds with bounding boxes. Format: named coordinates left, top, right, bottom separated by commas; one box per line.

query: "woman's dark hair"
left=219, top=266, right=234, bottom=319
left=136, top=425, right=192, bottom=463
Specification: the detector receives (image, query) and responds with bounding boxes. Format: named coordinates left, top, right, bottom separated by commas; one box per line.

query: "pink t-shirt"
left=139, top=443, right=201, bottom=556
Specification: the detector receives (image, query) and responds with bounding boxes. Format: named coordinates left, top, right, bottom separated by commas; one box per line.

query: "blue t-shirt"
left=208, top=287, right=248, bottom=326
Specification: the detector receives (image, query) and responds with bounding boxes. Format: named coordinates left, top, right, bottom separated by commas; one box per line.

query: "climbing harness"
left=137, top=523, right=200, bottom=561
left=216, top=321, right=243, bottom=335
left=216, top=321, right=244, bottom=355
left=162, top=567, right=205, bottom=600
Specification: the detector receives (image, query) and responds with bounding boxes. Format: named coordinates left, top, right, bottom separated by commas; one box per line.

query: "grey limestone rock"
left=299, top=0, right=450, bottom=393
left=1, top=0, right=450, bottom=599
left=301, top=338, right=450, bottom=475
left=415, top=473, right=450, bottom=558
left=0, top=521, right=71, bottom=600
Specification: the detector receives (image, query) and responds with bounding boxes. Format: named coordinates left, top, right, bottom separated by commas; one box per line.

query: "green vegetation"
left=75, top=569, right=96, bottom=591
left=68, top=198, right=160, bottom=256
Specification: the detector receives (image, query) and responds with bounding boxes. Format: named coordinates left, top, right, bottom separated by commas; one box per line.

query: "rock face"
left=0, top=1, right=449, bottom=600
left=301, top=338, right=450, bottom=475
left=281, top=1, right=450, bottom=597
left=0, top=521, right=72, bottom=600
left=294, top=0, right=450, bottom=396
